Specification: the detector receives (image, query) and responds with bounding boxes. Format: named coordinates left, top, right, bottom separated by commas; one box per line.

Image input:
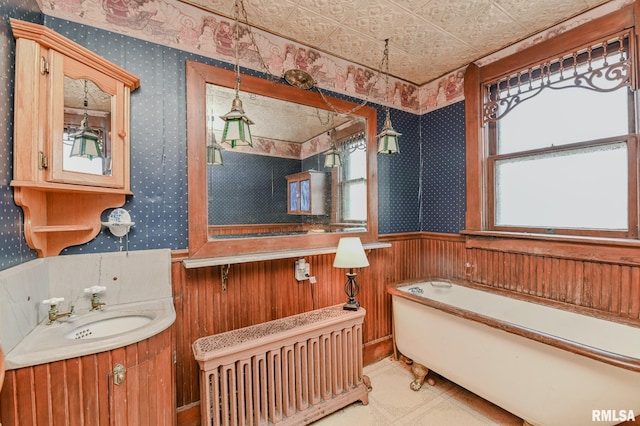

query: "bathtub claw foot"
left=410, top=363, right=430, bottom=391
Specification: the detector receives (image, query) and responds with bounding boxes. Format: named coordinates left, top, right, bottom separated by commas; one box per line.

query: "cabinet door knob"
left=113, top=363, right=125, bottom=386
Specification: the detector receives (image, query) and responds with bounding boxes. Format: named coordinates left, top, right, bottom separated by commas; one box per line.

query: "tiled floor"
left=313, top=356, right=523, bottom=425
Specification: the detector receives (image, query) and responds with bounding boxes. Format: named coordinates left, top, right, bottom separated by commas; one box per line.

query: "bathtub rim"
left=386, top=277, right=640, bottom=373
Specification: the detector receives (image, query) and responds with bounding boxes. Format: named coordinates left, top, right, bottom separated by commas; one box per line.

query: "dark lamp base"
left=343, top=301, right=360, bottom=311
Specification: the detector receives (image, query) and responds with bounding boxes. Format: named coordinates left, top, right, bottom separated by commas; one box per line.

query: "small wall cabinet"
left=10, top=19, right=140, bottom=257
left=286, top=170, right=327, bottom=215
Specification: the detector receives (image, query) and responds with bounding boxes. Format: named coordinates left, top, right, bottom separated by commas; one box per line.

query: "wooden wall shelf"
left=13, top=186, right=126, bottom=257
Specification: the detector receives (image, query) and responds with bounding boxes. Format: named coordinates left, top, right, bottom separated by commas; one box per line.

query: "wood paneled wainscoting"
left=172, top=232, right=640, bottom=424
left=172, top=233, right=430, bottom=424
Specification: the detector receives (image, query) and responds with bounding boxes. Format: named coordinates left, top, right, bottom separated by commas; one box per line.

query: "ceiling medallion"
left=283, top=69, right=315, bottom=90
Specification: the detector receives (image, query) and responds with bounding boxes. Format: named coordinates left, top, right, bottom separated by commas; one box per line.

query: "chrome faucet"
left=84, top=286, right=107, bottom=311
left=42, top=297, right=75, bottom=324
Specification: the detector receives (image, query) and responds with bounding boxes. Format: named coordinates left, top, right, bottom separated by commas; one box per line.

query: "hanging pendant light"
left=207, top=132, right=224, bottom=166
left=207, top=142, right=224, bottom=165
left=324, top=130, right=342, bottom=168
left=377, top=39, right=401, bottom=154
left=324, top=144, right=342, bottom=168
left=70, top=80, right=103, bottom=160
left=377, top=110, right=401, bottom=154
left=207, top=115, right=223, bottom=165
left=220, top=0, right=254, bottom=148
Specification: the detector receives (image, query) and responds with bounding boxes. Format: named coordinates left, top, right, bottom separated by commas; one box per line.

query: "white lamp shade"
left=333, top=237, right=369, bottom=269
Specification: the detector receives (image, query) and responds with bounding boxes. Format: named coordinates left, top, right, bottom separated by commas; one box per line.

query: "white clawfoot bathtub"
left=387, top=279, right=640, bottom=426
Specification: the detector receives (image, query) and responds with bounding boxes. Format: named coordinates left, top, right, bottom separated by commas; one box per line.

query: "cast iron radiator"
left=192, top=305, right=369, bottom=426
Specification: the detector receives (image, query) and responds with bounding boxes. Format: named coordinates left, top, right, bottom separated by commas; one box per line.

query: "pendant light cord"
left=233, top=0, right=241, bottom=98
left=383, top=38, right=392, bottom=122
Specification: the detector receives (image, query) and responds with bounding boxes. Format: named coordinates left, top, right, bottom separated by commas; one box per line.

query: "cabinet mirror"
left=63, top=77, right=113, bottom=176
left=186, top=60, right=378, bottom=259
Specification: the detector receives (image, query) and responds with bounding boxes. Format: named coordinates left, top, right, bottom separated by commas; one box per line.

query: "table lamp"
left=333, top=237, right=369, bottom=311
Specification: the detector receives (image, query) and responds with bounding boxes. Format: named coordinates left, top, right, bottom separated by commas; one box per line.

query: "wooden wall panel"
left=171, top=237, right=428, bottom=413
left=169, top=232, right=640, bottom=422
left=463, top=245, right=640, bottom=321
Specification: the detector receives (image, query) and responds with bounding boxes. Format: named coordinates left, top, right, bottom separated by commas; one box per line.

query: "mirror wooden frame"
left=186, top=60, right=379, bottom=259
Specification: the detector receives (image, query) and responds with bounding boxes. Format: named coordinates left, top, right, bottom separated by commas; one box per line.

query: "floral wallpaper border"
left=38, top=0, right=629, bottom=115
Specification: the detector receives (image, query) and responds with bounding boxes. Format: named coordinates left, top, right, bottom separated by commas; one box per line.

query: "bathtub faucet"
left=42, top=297, right=75, bottom=324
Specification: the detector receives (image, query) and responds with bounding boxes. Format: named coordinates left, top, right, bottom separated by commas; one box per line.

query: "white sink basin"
left=4, top=298, right=175, bottom=370
left=64, top=315, right=153, bottom=340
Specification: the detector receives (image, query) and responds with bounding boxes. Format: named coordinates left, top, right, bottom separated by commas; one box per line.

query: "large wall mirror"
left=186, top=60, right=378, bottom=259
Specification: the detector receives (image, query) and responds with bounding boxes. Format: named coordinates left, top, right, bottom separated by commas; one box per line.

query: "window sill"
left=461, top=230, right=640, bottom=265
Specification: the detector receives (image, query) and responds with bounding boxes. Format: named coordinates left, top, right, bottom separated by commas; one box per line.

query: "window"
left=467, top=12, right=639, bottom=239
left=339, top=134, right=367, bottom=223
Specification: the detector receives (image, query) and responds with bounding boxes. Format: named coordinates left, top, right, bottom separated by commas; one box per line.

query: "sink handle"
left=84, top=286, right=107, bottom=294
left=42, top=297, right=64, bottom=306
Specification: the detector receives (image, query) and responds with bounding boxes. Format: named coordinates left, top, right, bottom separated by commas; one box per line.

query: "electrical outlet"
left=295, top=259, right=310, bottom=281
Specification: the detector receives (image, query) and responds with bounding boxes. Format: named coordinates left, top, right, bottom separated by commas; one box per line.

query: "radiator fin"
left=194, top=306, right=368, bottom=426
left=205, top=325, right=365, bottom=425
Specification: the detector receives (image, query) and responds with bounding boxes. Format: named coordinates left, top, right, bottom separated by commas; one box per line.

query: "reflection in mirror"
left=206, top=84, right=368, bottom=239
left=63, top=77, right=112, bottom=176
left=186, top=60, right=378, bottom=259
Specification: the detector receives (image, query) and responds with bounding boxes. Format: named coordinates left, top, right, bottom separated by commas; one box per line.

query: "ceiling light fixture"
left=377, top=39, right=401, bottom=154
left=70, top=80, right=103, bottom=160
left=220, top=0, right=254, bottom=148
left=324, top=131, right=342, bottom=168
left=207, top=116, right=223, bottom=165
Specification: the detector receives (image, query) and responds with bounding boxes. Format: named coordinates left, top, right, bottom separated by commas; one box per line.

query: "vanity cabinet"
left=10, top=19, right=140, bottom=257
left=286, top=170, right=327, bottom=215
left=0, top=328, right=174, bottom=426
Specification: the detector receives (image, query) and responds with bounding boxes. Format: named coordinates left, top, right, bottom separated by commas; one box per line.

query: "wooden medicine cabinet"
left=10, top=19, right=140, bottom=257
left=286, top=170, right=327, bottom=215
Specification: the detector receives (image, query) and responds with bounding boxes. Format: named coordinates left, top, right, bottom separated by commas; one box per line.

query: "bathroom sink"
left=64, top=315, right=153, bottom=340
left=5, top=298, right=176, bottom=370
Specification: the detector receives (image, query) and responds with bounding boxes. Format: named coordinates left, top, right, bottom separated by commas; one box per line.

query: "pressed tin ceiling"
left=179, top=0, right=614, bottom=85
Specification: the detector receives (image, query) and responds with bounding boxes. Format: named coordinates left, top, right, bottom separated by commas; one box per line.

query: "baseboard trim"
left=177, top=402, right=200, bottom=426
left=363, top=335, right=393, bottom=365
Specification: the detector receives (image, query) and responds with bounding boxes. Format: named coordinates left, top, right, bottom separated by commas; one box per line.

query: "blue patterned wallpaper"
left=0, top=13, right=467, bottom=270
left=421, top=102, right=466, bottom=233
left=208, top=152, right=300, bottom=225
left=209, top=150, right=338, bottom=226
left=377, top=109, right=422, bottom=234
